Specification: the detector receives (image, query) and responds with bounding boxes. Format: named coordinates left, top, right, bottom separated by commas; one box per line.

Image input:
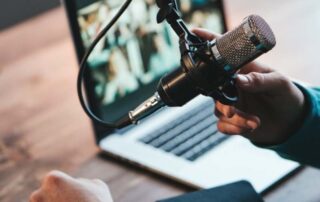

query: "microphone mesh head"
left=216, top=15, right=276, bottom=69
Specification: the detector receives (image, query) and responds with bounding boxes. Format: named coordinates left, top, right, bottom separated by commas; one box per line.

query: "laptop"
left=62, top=0, right=299, bottom=193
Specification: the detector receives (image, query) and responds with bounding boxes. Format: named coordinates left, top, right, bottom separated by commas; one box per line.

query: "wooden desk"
left=1, top=1, right=320, bottom=201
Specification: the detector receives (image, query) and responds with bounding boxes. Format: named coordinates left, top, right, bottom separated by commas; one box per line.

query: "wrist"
left=255, top=86, right=320, bottom=167
left=286, top=82, right=309, bottom=137
left=274, top=82, right=307, bottom=145
left=254, top=82, right=310, bottom=147
left=249, top=81, right=308, bottom=146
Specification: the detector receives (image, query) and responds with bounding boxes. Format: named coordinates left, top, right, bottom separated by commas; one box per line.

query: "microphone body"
left=157, top=15, right=276, bottom=107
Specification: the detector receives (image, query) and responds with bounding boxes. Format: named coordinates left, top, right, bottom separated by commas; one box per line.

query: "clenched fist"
left=29, top=170, right=113, bottom=202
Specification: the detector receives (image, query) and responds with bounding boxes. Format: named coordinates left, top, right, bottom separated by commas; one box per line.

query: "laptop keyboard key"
left=139, top=102, right=212, bottom=144
left=182, top=134, right=228, bottom=161
left=160, top=115, right=216, bottom=152
left=149, top=109, right=213, bottom=148
left=139, top=99, right=229, bottom=161
left=170, top=123, right=218, bottom=156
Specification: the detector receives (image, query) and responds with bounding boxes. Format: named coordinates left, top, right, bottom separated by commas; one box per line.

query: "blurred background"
left=1, top=0, right=320, bottom=202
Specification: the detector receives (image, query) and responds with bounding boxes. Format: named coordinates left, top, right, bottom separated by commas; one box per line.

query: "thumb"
left=236, top=72, right=288, bottom=93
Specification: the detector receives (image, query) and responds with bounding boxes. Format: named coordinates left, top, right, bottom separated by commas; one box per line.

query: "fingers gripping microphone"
left=128, top=13, right=276, bottom=125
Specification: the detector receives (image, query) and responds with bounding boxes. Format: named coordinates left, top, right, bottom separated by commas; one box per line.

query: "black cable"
left=77, top=0, right=133, bottom=129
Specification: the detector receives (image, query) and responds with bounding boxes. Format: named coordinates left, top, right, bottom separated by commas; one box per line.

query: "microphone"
left=128, top=15, right=276, bottom=125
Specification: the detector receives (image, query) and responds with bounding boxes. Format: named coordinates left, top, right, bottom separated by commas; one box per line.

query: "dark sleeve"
left=262, top=85, right=320, bottom=168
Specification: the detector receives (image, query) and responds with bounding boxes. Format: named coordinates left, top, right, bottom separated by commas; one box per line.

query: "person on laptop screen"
left=29, top=26, right=320, bottom=201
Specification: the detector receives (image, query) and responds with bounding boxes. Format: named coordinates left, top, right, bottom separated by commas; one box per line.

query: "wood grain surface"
left=1, top=1, right=320, bottom=201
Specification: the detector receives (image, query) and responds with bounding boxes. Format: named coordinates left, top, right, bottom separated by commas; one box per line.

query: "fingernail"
left=237, top=75, right=249, bottom=86
left=246, top=120, right=258, bottom=130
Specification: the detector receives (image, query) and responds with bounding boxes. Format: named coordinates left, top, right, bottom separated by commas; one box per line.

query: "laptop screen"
left=73, top=0, right=226, bottom=122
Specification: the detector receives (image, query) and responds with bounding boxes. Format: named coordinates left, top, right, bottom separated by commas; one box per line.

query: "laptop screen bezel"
left=62, top=0, right=228, bottom=143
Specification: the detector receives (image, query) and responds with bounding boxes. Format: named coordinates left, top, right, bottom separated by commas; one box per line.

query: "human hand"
left=192, top=28, right=306, bottom=145
left=29, top=170, right=113, bottom=202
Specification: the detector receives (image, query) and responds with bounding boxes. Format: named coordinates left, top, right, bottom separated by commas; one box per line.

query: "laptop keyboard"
left=139, top=101, right=229, bottom=161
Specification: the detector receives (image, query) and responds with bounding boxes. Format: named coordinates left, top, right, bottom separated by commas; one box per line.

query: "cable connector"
left=128, top=92, right=165, bottom=124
